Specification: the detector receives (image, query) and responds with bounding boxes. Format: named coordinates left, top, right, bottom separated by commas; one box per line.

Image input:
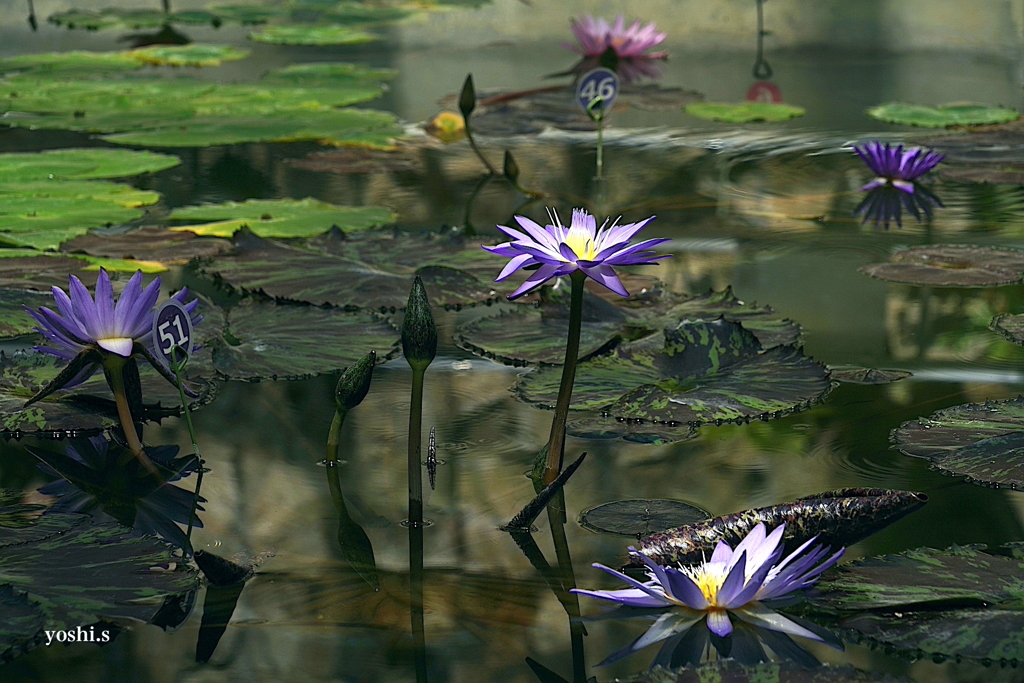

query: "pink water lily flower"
left=568, top=15, right=668, bottom=60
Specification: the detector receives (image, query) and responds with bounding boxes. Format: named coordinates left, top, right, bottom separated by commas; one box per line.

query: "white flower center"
left=97, top=337, right=134, bottom=357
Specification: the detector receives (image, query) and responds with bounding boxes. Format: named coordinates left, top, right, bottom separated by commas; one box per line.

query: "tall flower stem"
left=542, top=270, right=587, bottom=485
left=596, top=116, right=605, bottom=180
left=105, top=358, right=155, bottom=472
left=169, top=347, right=204, bottom=547
left=408, top=366, right=428, bottom=682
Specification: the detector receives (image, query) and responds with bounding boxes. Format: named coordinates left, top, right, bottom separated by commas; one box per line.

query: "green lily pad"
left=320, top=3, right=412, bottom=25
left=261, top=62, right=396, bottom=87
left=578, top=499, right=710, bottom=537
left=60, top=227, right=230, bottom=265
left=126, top=45, right=251, bottom=68
left=0, top=51, right=140, bottom=76
left=625, top=662, right=912, bottom=683
left=168, top=198, right=394, bottom=239
left=195, top=228, right=512, bottom=310
left=0, top=498, right=198, bottom=662
left=514, top=318, right=831, bottom=427
left=685, top=102, right=805, bottom=123
left=207, top=4, right=288, bottom=24
left=868, top=102, right=1021, bottom=128
left=859, top=245, right=1024, bottom=287
left=0, top=289, right=55, bottom=339
left=0, top=196, right=148, bottom=250
left=0, top=351, right=216, bottom=437
left=0, top=148, right=180, bottom=183
left=828, top=366, right=913, bottom=385
left=0, top=78, right=400, bottom=149
left=456, top=287, right=801, bottom=367
left=46, top=9, right=124, bottom=30
left=0, top=180, right=158, bottom=208
left=206, top=299, right=399, bottom=381
left=248, top=25, right=379, bottom=45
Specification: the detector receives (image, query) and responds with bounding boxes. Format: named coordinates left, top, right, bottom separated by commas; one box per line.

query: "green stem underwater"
left=170, top=348, right=204, bottom=548
left=408, top=367, right=426, bottom=522
left=542, top=270, right=587, bottom=486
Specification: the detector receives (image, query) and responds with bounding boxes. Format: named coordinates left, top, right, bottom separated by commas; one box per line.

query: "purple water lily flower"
left=26, top=268, right=200, bottom=392
left=567, top=15, right=668, bottom=83
left=483, top=208, right=670, bottom=300
left=572, top=523, right=843, bottom=665
left=854, top=141, right=944, bottom=193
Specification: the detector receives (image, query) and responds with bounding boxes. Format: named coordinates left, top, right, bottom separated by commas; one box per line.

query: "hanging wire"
left=753, top=0, right=774, bottom=80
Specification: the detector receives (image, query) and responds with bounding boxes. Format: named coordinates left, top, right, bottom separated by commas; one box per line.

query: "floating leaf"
left=685, top=102, right=805, bottom=123
left=0, top=51, right=140, bottom=76
left=868, top=102, right=1020, bottom=128
left=126, top=45, right=251, bottom=68
left=61, top=227, right=230, bottom=264
left=579, top=499, right=710, bottom=537
left=261, top=62, right=395, bottom=87
left=859, top=245, right=1024, bottom=287
left=0, top=180, right=158, bottom=208
left=207, top=4, right=288, bottom=24
left=206, top=299, right=399, bottom=381
left=0, top=351, right=216, bottom=437
left=321, top=3, right=412, bottom=25
left=168, top=198, right=394, bottom=239
left=46, top=9, right=125, bottom=30
left=0, top=499, right=198, bottom=662
left=892, top=396, right=1024, bottom=461
left=624, top=662, right=912, bottom=683
left=249, top=25, right=379, bottom=45
left=0, top=196, right=149, bottom=250
left=991, top=312, right=1024, bottom=347
left=0, top=289, right=56, bottom=339
left=195, top=228, right=511, bottom=310
left=457, top=287, right=801, bottom=367
left=0, top=148, right=179, bottom=182
left=514, top=318, right=830, bottom=427
left=918, top=120, right=1024, bottom=184
left=828, top=366, right=912, bottom=385
left=0, top=251, right=105, bottom=290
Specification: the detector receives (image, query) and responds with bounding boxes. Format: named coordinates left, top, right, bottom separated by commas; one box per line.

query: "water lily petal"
left=97, top=337, right=134, bottom=357
left=579, top=263, right=629, bottom=296
left=732, top=602, right=822, bottom=641
left=705, top=609, right=733, bottom=637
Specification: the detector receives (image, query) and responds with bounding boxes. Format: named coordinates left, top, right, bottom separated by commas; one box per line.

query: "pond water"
left=3, top=4, right=1024, bottom=683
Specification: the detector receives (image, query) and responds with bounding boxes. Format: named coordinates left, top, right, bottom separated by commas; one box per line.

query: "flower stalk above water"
left=573, top=523, right=843, bottom=665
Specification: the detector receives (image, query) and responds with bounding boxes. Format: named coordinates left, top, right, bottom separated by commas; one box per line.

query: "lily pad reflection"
left=578, top=499, right=710, bottom=538
left=859, top=245, right=1024, bottom=287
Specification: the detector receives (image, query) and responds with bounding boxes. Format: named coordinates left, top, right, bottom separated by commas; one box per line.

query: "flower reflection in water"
left=854, top=183, right=943, bottom=229
left=573, top=523, right=843, bottom=666
left=852, top=141, right=944, bottom=229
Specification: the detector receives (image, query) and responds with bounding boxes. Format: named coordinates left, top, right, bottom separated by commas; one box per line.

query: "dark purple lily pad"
left=579, top=499, right=710, bottom=537
left=0, top=253, right=101, bottom=291
left=828, top=366, right=912, bottom=385
left=991, top=313, right=1024, bottom=346
left=859, top=245, right=1024, bottom=287
left=624, top=662, right=912, bottom=683
left=60, top=227, right=231, bottom=264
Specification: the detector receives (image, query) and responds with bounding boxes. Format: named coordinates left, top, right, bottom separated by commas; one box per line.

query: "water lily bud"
left=503, top=150, right=520, bottom=183
left=334, top=350, right=376, bottom=413
left=459, top=74, right=476, bottom=119
left=402, top=276, right=437, bottom=371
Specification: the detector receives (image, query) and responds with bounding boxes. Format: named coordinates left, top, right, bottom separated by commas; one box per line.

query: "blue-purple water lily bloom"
left=573, top=523, right=843, bottom=665
left=854, top=141, right=944, bottom=193
left=483, top=208, right=670, bottom=300
left=26, top=268, right=200, bottom=392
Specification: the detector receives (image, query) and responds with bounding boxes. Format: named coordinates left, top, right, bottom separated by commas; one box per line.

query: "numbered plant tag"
left=152, top=300, right=194, bottom=369
left=576, top=68, right=619, bottom=118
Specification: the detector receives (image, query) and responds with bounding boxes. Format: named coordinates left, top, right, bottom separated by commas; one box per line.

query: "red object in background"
left=746, top=81, right=782, bottom=103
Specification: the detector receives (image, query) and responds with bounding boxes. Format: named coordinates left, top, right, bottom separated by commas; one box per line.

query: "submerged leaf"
left=685, top=102, right=805, bottom=123
left=579, top=499, right=710, bottom=537
left=859, top=245, right=1024, bottom=287
left=0, top=289, right=59, bottom=339
left=868, top=102, right=1020, bottom=128
left=168, top=198, right=394, bottom=239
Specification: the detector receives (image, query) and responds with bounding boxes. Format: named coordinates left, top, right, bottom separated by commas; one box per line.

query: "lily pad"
left=0, top=289, right=56, bottom=340
left=685, top=102, right=805, bottom=123
left=206, top=4, right=288, bottom=24
left=0, top=498, right=197, bottom=661
left=625, top=662, right=912, bottom=683
left=0, top=51, right=140, bottom=76
left=0, top=351, right=216, bottom=438
left=206, top=299, right=399, bottom=381
left=320, top=3, right=412, bottom=25
left=859, top=245, right=1024, bottom=287
left=168, top=198, right=395, bottom=239
left=0, top=196, right=150, bottom=250
left=812, top=544, right=1024, bottom=663
left=579, top=499, right=710, bottom=537
left=828, top=366, right=912, bottom=385
left=991, top=313, right=1024, bottom=347
left=60, top=227, right=230, bottom=264
left=0, top=252, right=105, bottom=290
left=248, top=25, right=379, bottom=45
left=0, top=148, right=180, bottom=183
left=868, top=102, right=1021, bottom=128
left=261, top=62, right=396, bottom=87
left=194, top=228, right=511, bottom=310
left=126, top=45, right=251, bottom=68
left=514, top=318, right=830, bottom=427
left=457, top=287, right=802, bottom=367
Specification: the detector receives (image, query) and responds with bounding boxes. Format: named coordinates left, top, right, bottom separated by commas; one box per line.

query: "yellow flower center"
left=681, top=563, right=730, bottom=607
left=562, top=227, right=598, bottom=261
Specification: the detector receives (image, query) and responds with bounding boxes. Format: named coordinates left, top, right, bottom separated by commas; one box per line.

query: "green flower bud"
left=458, top=74, right=476, bottom=119
left=402, top=276, right=437, bottom=371
left=334, top=351, right=376, bottom=413
left=503, top=150, right=520, bottom=183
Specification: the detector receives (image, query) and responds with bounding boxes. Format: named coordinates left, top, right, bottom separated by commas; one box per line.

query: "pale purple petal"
left=633, top=611, right=701, bottom=650
left=716, top=551, right=748, bottom=607
left=93, top=269, right=115, bottom=337
left=586, top=563, right=672, bottom=605
left=705, top=609, right=732, bottom=637
left=495, top=253, right=535, bottom=281
left=123, top=276, right=161, bottom=338
left=709, top=540, right=733, bottom=565
left=68, top=275, right=100, bottom=339
left=570, top=587, right=667, bottom=608
left=113, top=270, right=143, bottom=335
left=579, top=263, right=628, bottom=296
left=508, top=263, right=571, bottom=300
left=732, top=602, right=822, bottom=641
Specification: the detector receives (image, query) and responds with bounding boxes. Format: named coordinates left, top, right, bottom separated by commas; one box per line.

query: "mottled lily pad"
left=60, top=227, right=230, bottom=264
left=0, top=251, right=104, bottom=290
left=168, top=198, right=394, bottom=239
left=514, top=318, right=830, bottom=428
left=859, top=245, right=1024, bottom=287
left=625, top=662, right=913, bottom=683
left=248, top=25, right=379, bottom=45
left=828, top=366, right=912, bottom=385
left=0, top=351, right=216, bottom=437
left=457, top=287, right=801, bottom=367
left=685, top=102, right=805, bottom=123
left=868, top=102, right=1021, bottom=128
left=0, top=148, right=180, bottom=183
left=206, top=299, right=399, bottom=381
left=0, top=499, right=197, bottom=662
left=812, top=544, right=1024, bottom=663
left=195, top=228, right=512, bottom=310
left=992, top=313, right=1024, bottom=347
left=126, top=45, right=250, bottom=68
left=579, top=499, right=710, bottom=537
left=0, top=289, right=56, bottom=339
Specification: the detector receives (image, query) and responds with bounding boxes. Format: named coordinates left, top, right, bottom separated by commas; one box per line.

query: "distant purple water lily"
left=573, top=523, right=843, bottom=665
left=26, top=268, right=200, bottom=396
left=483, top=208, right=670, bottom=300
left=854, top=141, right=944, bottom=193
